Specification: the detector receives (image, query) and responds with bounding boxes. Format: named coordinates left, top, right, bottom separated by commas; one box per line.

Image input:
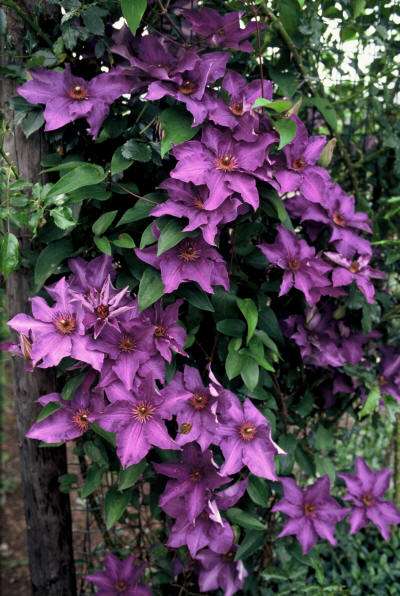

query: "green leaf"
left=118, top=460, right=147, bottom=490
left=217, top=319, right=246, bottom=338
left=235, top=530, right=265, bottom=561
left=61, top=373, right=86, bottom=400
left=117, top=197, right=158, bottom=226
left=112, top=233, right=136, bottom=249
left=314, top=425, right=334, bottom=451
left=50, top=206, right=77, bottom=230
left=111, top=146, right=134, bottom=175
left=138, top=268, right=164, bottom=311
left=359, top=384, right=381, bottom=418
left=253, top=98, right=292, bottom=113
left=157, top=218, right=188, bottom=256
left=247, top=475, right=269, bottom=507
left=310, top=96, right=337, bottom=131
left=274, top=118, right=297, bottom=150
left=121, top=140, right=151, bottom=162
left=178, top=285, right=214, bottom=311
left=225, top=350, right=243, bottom=380
left=36, top=401, right=62, bottom=422
left=46, top=164, right=106, bottom=199
left=82, top=5, right=105, bottom=35
left=315, top=455, right=336, bottom=483
left=92, top=211, right=118, bottom=236
left=226, top=508, right=266, bottom=531
left=104, top=487, right=130, bottom=529
left=34, top=238, right=73, bottom=290
left=21, top=110, right=45, bottom=137
left=268, top=192, right=294, bottom=231
left=80, top=466, right=104, bottom=498
left=159, top=107, right=199, bottom=157
left=352, top=0, right=366, bottom=18
left=237, top=298, right=258, bottom=344
left=94, top=236, right=112, bottom=256
left=240, top=355, right=259, bottom=390
left=0, top=232, right=19, bottom=278
left=121, top=0, right=147, bottom=36
left=91, top=423, right=116, bottom=446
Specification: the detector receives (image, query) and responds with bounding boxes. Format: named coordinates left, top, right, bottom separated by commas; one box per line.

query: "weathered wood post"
left=1, top=3, right=77, bottom=594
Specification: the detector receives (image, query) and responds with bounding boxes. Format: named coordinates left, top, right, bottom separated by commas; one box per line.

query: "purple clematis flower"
left=8, top=277, right=103, bottom=371
left=325, top=252, right=385, bottom=303
left=96, top=379, right=180, bottom=468
left=94, top=318, right=154, bottom=390
left=146, top=52, right=229, bottom=126
left=140, top=299, right=187, bottom=362
left=153, top=179, right=243, bottom=245
left=270, top=116, right=327, bottom=194
left=258, top=225, right=331, bottom=305
left=170, top=125, right=276, bottom=210
left=73, top=276, right=135, bottom=338
left=287, top=177, right=373, bottom=255
left=273, top=476, right=349, bottom=554
left=338, top=457, right=400, bottom=540
left=205, top=70, right=272, bottom=135
left=217, top=392, right=284, bottom=479
left=162, top=366, right=219, bottom=450
left=86, top=553, right=150, bottom=596
left=68, top=254, right=116, bottom=293
left=378, top=347, right=400, bottom=401
left=154, top=444, right=228, bottom=522
left=183, top=8, right=259, bottom=52
left=26, top=372, right=103, bottom=443
left=17, top=65, right=132, bottom=137
left=195, top=542, right=248, bottom=596
left=135, top=234, right=229, bottom=294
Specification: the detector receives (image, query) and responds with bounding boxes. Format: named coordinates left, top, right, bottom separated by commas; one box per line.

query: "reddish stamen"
left=154, top=325, right=167, bottom=338
left=362, top=493, right=374, bottom=507
left=190, top=392, right=209, bottom=411
left=53, top=313, right=77, bottom=335
left=132, top=401, right=156, bottom=423
left=179, top=242, right=201, bottom=263
left=180, top=422, right=192, bottom=434
left=72, top=409, right=90, bottom=432
left=304, top=502, right=316, bottom=517
left=292, top=158, right=306, bottom=171
left=215, top=154, right=238, bottom=172
left=178, top=80, right=197, bottom=95
left=229, top=101, right=244, bottom=117
left=349, top=261, right=360, bottom=274
left=95, top=304, right=110, bottom=320
left=239, top=421, right=257, bottom=441
left=119, top=334, right=136, bottom=352
left=190, top=468, right=202, bottom=482
left=114, top=580, right=127, bottom=593
left=68, top=85, right=88, bottom=101
left=288, top=258, right=301, bottom=272
left=332, top=212, right=347, bottom=227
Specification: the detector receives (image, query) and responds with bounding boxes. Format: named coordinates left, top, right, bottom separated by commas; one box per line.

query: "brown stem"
left=394, top=413, right=400, bottom=506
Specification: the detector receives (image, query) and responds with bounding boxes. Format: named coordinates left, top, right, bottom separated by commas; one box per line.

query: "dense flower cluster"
left=8, top=3, right=400, bottom=595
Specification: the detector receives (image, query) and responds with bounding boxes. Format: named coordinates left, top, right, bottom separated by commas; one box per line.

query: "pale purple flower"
left=140, top=300, right=187, bottom=362
left=17, top=65, right=132, bottom=137
left=196, top=543, right=248, bottom=596
left=73, top=276, right=135, bottom=338
left=8, top=277, right=103, bottom=371
left=154, top=444, right=228, bottom=522
left=162, top=366, right=218, bottom=450
left=325, top=252, right=385, bottom=303
left=68, top=254, right=116, bottom=293
left=339, top=458, right=400, bottom=540
left=378, top=347, right=400, bottom=401
left=96, top=379, right=180, bottom=468
left=217, top=392, right=284, bottom=479
left=273, top=476, right=348, bottom=554
left=86, top=553, right=150, bottom=596
left=258, top=225, right=331, bottom=305
left=170, top=125, right=276, bottom=210
left=26, top=372, right=103, bottom=443
left=153, top=179, right=244, bottom=245
left=135, top=235, right=229, bottom=294
left=94, top=318, right=154, bottom=390
left=183, top=8, right=260, bottom=52
left=146, top=52, right=229, bottom=126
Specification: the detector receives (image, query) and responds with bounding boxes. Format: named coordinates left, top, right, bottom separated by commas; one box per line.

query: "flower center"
left=119, top=334, right=136, bottom=352
left=72, top=409, right=90, bottom=432
left=95, top=304, right=110, bottom=320
left=378, top=374, right=387, bottom=386
left=68, top=85, right=88, bottom=101
left=190, top=468, right=202, bottom=482
left=362, top=493, right=375, bottom=507
left=53, top=313, right=77, bottom=335
left=178, top=80, right=197, bottom=95
left=190, top=392, right=209, bottom=411
left=154, top=325, right=167, bottom=338
left=132, top=401, right=156, bottom=423
left=193, top=196, right=204, bottom=209
left=215, top=154, right=238, bottom=172
left=349, top=261, right=360, bottom=274
left=222, top=550, right=235, bottom=562
left=304, top=502, right=316, bottom=517
left=238, top=421, right=257, bottom=441
left=287, top=258, right=301, bottom=272
left=332, top=211, right=347, bottom=227
left=179, top=242, right=201, bottom=263
left=179, top=422, right=192, bottom=434
left=292, top=158, right=306, bottom=171
left=229, top=101, right=244, bottom=117
left=114, top=580, right=127, bottom=593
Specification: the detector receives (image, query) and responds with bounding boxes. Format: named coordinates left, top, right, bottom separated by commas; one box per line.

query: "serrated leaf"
left=226, top=508, right=266, bottom=531
left=159, top=107, right=199, bottom=157
left=118, top=460, right=147, bottom=490
left=92, top=210, right=118, bottom=236
left=0, top=232, right=19, bottom=278
left=138, top=268, right=164, bottom=311
left=121, top=0, right=147, bottom=35
left=104, top=487, right=130, bottom=529
left=34, top=238, right=73, bottom=290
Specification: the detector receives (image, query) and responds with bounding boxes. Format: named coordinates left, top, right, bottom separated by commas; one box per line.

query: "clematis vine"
left=86, top=553, right=150, bottom=596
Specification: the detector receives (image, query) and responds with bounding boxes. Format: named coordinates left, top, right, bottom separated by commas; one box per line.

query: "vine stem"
left=261, top=6, right=361, bottom=199
left=1, top=148, right=18, bottom=178
left=0, top=0, right=53, bottom=47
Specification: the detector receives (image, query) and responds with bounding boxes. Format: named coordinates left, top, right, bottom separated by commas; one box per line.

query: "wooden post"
left=1, top=4, right=77, bottom=595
